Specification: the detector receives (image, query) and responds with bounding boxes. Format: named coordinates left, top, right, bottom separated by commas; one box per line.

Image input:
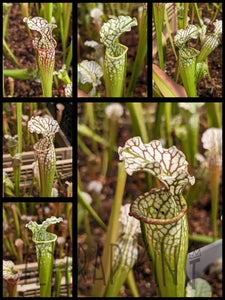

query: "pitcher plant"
left=28, top=116, right=59, bottom=197
left=26, top=216, right=63, bottom=297
left=119, top=137, right=195, bottom=297
left=23, top=17, right=57, bottom=97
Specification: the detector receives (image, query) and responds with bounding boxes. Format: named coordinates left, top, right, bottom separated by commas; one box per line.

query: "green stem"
left=91, top=163, right=127, bottom=297
left=205, top=103, right=221, bottom=128
left=78, top=123, right=109, bottom=147
left=78, top=187, right=107, bottom=232
left=104, top=266, right=129, bottom=296
left=153, top=3, right=165, bottom=70
left=78, top=135, right=93, bottom=156
left=211, top=3, right=222, bottom=23
left=164, top=6, right=177, bottom=60
left=63, top=3, right=72, bottom=63
left=193, top=3, right=202, bottom=27
left=107, top=116, right=119, bottom=173
left=126, top=4, right=147, bottom=97
left=3, top=3, right=12, bottom=39
left=11, top=204, right=20, bottom=238
left=126, top=103, right=149, bottom=143
left=209, top=168, right=220, bottom=241
left=164, top=103, right=172, bottom=147
left=154, top=103, right=164, bottom=140
left=189, top=234, right=219, bottom=244
left=3, top=235, right=14, bottom=256
left=3, top=39, right=22, bottom=68
left=183, top=3, right=189, bottom=29
left=187, top=113, right=199, bottom=167
left=84, top=212, right=92, bottom=252
left=54, top=265, right=63, bottom=297
left=16, top=103, right=22, bottom=197
left=126, top=270, right=139, bottom=297
left=45, top=3, right=53, bottom=23
left=85, top=103, right=97, bottom=152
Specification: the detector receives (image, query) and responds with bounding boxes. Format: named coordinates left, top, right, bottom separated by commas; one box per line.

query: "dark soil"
left=3, top=3, right=72, bottom=98
left=78, top=103, right=222, bottom=297
left=78, top=4, right=147, bottom=97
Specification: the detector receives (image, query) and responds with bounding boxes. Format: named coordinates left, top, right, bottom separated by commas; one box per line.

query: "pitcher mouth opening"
left=33, top=232, right=57, bottom=244
left=129, top=206, right=187, bottom=225
left=105, top=43, right=128, bottom=60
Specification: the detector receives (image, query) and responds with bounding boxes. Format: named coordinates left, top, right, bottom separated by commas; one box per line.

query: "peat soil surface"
left=3, top=3, right=72, bottom=98
left=78, top=105, right=222, bottom=297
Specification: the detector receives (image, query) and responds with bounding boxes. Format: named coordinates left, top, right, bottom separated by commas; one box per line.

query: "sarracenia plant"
left=26, top=216, right=63, bottom=297
left=119, top=137, right=195, bottom=297
left=28, top=116, right=59, bottom=197
left=153, top=3, right=222, bottom=98
left=174, top=20, right=222, bottom=97
left=23, top=17, right=57, bottom=97
left=3, top=260, right=22, bottom=297
left=100, top=16, right=137, bottom=97
left=4, top=134, right=21, bottom=196
left=202, top=128, right=222, bottom=241
left=104, top=203, right=140, bottom=297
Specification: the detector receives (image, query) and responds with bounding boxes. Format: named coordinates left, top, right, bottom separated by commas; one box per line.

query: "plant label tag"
left=186, top=239, right=222, bottom=279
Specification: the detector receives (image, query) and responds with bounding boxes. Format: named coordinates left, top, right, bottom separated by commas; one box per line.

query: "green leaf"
left=153, top=3, right=165, bottom=70
left=186, top=278, right=211, bottom=297
left=153, top=64, right=187, bottom=97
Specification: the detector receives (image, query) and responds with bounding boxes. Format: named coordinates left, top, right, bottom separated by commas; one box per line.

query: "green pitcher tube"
left=130, top=190, right=188, bottom=296
left=34, top=232, right=57, bottom=297
left=104, top=43, right=128, bottom=97
left=118, top=137, right=195, bottom=297
left=23, top=17, right=57, bottom=97
left=33, top=137, right=56, bottom=197
left=27, top=116, right=60, bottom=197
left=26, top=216, right=63, bottom=297
left=100, top=16, right=137, bottom=97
